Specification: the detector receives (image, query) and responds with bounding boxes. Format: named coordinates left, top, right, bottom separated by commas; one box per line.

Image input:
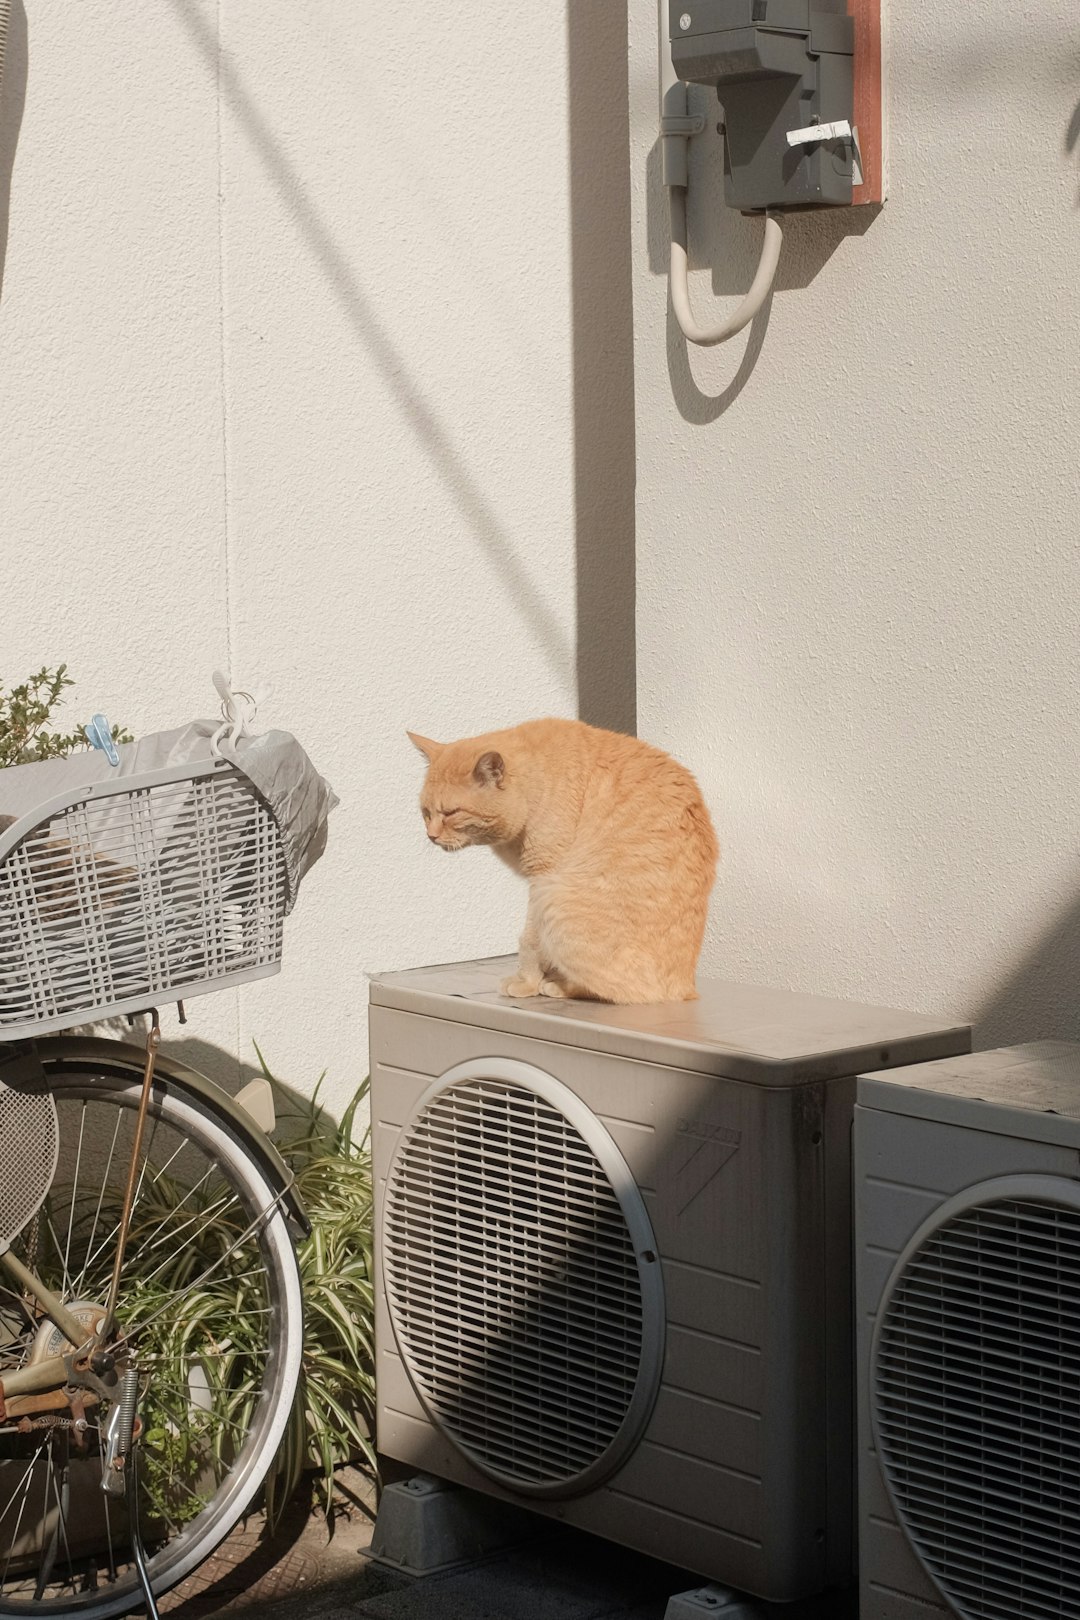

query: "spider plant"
left=129, top=1063, right=376, bottom=1526
left=261, top=1065, right=376, bottom=1523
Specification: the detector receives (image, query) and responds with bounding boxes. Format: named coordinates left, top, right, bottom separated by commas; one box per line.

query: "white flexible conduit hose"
left=668, top=186, right=783, bottom=347
left=661, top=77, right=783, bottom=347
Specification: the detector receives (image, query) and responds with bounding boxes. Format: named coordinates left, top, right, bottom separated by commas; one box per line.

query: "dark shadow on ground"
left=235, top=1513, right=857, bottom=1620
left=162, top=1470, right=384, bottom=1618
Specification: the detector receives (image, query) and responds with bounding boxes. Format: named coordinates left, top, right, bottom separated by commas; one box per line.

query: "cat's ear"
left=406, top=731, right=444, bottom=762
left=473, top=751, right=505, bottom=788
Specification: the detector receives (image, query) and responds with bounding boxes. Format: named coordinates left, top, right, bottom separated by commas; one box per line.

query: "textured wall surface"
left=630, top=1, right=1080, bottom=1043
left=0, top=0, right=634, bottom=1113
left=9, top=0, right=1067, bottom=1100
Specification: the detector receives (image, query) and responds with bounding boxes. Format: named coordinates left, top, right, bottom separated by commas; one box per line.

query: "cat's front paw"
left=537, top=977, right=571, bottom=999
left=501, top=974, right=542, bottom=999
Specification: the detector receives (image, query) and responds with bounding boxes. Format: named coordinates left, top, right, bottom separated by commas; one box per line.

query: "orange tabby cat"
left=407, top=719, right=718, bottom=1003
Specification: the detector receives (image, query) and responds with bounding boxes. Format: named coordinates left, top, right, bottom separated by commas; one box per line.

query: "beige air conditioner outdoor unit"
left=856, top=1041, right=1080, bottom=1620
left=370, top=957, right=968, bottom=1604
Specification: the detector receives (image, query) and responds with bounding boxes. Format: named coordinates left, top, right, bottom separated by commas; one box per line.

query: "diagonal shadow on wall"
left=166, top=0, right=574, bottom=694
left=1067, top=95, right=1080, bottom=204
left=973, top=891, right=1080, bottom=1049
left=0, top=0, right=27, bottom=304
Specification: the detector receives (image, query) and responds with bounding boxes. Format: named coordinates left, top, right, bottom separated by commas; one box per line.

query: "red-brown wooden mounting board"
left=850, top=0, right=886, bottom=203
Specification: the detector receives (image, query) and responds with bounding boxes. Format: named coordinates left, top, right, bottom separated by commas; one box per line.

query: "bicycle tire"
left=0, top=1043, right=303, bottom=1618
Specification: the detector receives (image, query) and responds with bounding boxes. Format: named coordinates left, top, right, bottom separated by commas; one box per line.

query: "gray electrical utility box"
left=370, top=957, right=969, bottom=1602
left=670, top=0, right=855, bottom=211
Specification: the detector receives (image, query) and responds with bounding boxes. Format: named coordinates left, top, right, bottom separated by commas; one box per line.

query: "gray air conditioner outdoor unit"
left=369, top=956, right=968, bottom=1603
left=855, top=1040, right=1080, bottom=1620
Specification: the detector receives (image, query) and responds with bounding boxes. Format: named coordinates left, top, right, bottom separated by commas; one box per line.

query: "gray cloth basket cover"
left=0, top=722, right=336, bottom=913
left=0, top=722, right=336, bottom=1037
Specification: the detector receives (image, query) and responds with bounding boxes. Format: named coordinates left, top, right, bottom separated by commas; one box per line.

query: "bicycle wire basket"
left=0, top=728, right=332, bottom=1040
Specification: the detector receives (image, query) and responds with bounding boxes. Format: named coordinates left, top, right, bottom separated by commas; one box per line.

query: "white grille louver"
left=382, top=1062, right=664, bottom=1498
left=873, top=1192, right=1080, bottom=1620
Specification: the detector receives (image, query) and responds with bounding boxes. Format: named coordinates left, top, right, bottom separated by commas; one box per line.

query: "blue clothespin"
left=84, top=714, right=121, bottom=767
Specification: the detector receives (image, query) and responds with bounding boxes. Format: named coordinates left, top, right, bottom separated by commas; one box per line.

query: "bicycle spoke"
left=134, top=1188, right=236, bottom=1271
left=138, top=1320, right=277, bottom=1357
left=62, top=1103, right=88, bottom=1298
left=137, top=1169, right=224, bottom=1251
left=101, top=1468, right=116, bottom=1586
left=0, top=1453, right=40, bottom=1590
left=70, top=1112, right=124, bottom=1300
left=71, top=1132, right=192, bottom=1301
left=31, top=1464, right=48, bottom=1599
left=41, top=1441, right=75, bottom=1599
left=144, top=1381, right=259, bottom=1438
left=43, top=1218, right=69, bottom=1301
left=122, top=1194, right=287, bottom=1340
left=0, top=1286, right=33, bottom=1372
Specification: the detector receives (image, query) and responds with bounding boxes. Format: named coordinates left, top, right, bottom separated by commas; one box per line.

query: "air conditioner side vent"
left=872, top=1183, right=1080, bottom=1620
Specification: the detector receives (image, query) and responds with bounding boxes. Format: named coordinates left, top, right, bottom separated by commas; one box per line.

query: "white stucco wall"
left=630, top=4, right=1080, bottom=1043
left=10, top=0, right=1067, bottom=1100
left=0, top=0, right=634, bottom=1115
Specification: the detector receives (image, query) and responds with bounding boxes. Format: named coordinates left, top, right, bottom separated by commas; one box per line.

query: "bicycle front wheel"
left=0, top=1046, right=303, bottom=1618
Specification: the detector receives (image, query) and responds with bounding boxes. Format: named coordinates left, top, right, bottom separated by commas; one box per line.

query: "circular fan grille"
left=0, top=1079, right=58, bottom=1244
left=873, top=1191, right=1080, bottom=1620
left=383, top=1066, right=662, bottom=1496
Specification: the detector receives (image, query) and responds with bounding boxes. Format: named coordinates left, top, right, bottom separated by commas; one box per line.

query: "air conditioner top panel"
left=858, top=1040, right=1080, bottom=1147
left=370, top=955, right=970, bottom=1087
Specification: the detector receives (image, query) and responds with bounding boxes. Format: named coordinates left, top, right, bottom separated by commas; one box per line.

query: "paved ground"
left=161, top=1469, right=380, bottom=1617
left=160, top=1471, right=855, bottom=1620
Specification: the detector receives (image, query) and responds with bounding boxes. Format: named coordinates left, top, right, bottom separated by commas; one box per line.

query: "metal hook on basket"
left=210, top=671, right=258, bottom=758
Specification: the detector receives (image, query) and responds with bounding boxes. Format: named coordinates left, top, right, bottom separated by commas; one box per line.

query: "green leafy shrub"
left=0, top=665, right=131, bottom=768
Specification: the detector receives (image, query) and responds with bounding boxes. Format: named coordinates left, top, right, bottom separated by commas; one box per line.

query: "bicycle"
left=0, top=711, right=335, bottom=1616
